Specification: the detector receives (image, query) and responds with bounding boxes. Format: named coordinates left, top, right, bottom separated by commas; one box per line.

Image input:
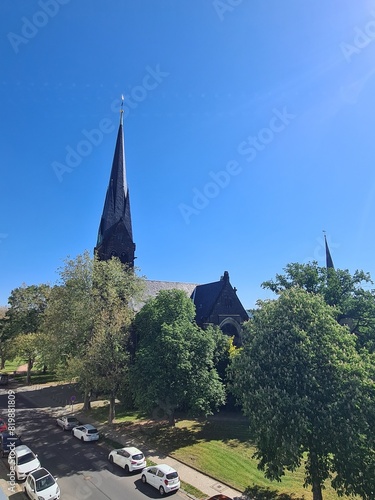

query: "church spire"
left=324, top=231, right=334, bottom=269
left=94, top=99, right=135, bottom=266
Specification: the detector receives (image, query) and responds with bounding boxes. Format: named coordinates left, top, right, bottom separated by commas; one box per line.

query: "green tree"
left=131, top=290, right=225, bottom=426
left=43, top=252, right=144, bottom=418
left=41, top=252, right=95, bottom=407
left=42, top=253, right=94, bottom=367
left=262, top=262, right=375, bottom=352
left=11, top=333, right=46, bottom=383
left=6, top=284, right=50, bottom=383
left=0, top=307, right=11, bottom=369
left=230, top=287, right=375, bottom=500
left=87, top=256, right=144, bottom=423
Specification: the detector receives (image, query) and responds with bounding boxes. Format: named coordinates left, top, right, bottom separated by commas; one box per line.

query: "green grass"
left=90, top=404, right=358, bottom=500
left=1, top=359, right=59, bottom=385
left=1, top=357, right=24, bottom=373
left=89, top=404, right=146, bottom=424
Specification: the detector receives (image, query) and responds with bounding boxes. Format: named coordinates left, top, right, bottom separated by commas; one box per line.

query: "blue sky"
left=2, top=0, right=375, bottom=308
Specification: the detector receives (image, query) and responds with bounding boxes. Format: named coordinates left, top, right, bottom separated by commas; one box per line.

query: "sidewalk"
left=9, top=381, right=243, bottom=500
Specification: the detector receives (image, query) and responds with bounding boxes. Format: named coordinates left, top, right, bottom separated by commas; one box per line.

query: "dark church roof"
left=192, top=271, right=249, bottom=327
left=94, top=109, right=136, bottom=267
left=191, top=278, right=225, bottom=321
left=96, top=113, right=133, bottom=247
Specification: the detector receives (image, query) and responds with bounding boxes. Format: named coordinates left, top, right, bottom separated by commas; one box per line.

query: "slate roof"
left=134, top=279, right=199, bottom=312
left=191, top=280, right=224, bottom=322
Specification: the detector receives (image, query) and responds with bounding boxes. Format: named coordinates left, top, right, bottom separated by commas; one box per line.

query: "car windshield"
left=166, top=472, right=178, bottom=480
left=18, top=452, right=36, bottom=465
left=87, top=429, right=97, bottom=434
left=36, top=474, right=55, bottom=491
left=67, top=418, right=78, bottom=423
left=132, top=453, right=144, bottom=460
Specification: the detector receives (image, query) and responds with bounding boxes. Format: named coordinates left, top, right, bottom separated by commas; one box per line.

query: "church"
left=94, top=108, right=249, bottom=345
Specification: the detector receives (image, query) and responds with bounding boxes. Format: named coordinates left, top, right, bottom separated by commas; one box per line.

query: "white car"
left=24, top=467, right=60, bottom=500
left=141, top=464, right=180, bottom=496
left=72, top=424, right=99, bottom=442
left=108, top=446, right=146, bottom=473
left=56, top=415, right=80, bottom=431
left=9, top=444, right=41, bottom=481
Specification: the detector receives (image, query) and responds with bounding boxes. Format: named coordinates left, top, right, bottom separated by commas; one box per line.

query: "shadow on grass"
left=242, top=484, right=306, bottom=500
left=91, top=404, right=255, bottom=456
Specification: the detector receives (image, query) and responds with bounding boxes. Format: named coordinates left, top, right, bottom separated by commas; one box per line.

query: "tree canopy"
left=42, top=252, right=144, bottom=419
left=262, top=262, right=375, bottom=352
left=5, top=284, right=50, bottom=383
left=131, top=289, right=226, bottom=425
left=230, top=287, right=375, bottom=500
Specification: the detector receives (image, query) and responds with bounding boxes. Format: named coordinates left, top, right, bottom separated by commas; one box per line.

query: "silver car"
left=56, top=416, right=80, bottom=431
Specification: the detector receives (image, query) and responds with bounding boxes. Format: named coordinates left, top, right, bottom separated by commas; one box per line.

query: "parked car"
left=0, top=431, right=22, bottom=457
left=24, top=467, right=60, bottom=500
left=108, top=446, right=146, bottom=473
left=72, top=424, right=99, bottom=442
left=0, top=373, right=9, bottom=386
left=141, top=464, right=180, bottom=496
left=9, top=444, right=40, bottom=481
left=207, top=496, right=233, bottom=500
left=56, top=415, right=80, bottom=431
left=0, top=418, right=7, bottom=433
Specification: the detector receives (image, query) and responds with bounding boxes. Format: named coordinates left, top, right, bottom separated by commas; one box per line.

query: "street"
left=0, top=389, right=187, bottom=500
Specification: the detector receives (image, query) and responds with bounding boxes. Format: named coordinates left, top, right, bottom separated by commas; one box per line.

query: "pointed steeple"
left=324, top=232, right=334, bottom=269
left=94, top=100, right=135, bottom=266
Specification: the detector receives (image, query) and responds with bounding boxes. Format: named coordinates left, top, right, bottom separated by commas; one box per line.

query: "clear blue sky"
left=2, top=0, right=375, bottom=308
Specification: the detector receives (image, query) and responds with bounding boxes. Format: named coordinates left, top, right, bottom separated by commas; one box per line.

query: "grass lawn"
left=1, top=357, right=24, bottom=373
left=90, top=404, right=358, bottom=500
left=1, top=358, right=59, bottom=384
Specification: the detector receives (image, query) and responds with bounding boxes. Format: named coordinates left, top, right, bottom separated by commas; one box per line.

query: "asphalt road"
left=0, top=390, right=187, bottom=500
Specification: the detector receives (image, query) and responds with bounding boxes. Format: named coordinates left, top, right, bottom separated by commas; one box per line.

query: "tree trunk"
left=168, top=409, right=175, bottom=427
left=312, top=479, right=323, bottom=500
left=309, top=451, right=324, bottom=500
left=108, top=394, right=116, bottom=424
left=26, top=357, right=33, bottom=385
left=0, top=355, right=5, bottom=370
left=83, top=388, right=91, bottom=411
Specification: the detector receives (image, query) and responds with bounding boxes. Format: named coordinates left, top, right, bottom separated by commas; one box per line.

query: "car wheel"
left=81, top=436, right=84, bottom=442
left=124, top=464, right=129, bottom=473
left=109, top=455, right=114, bottom=463
left=159, top=486, right=165, bottom=496
left=141, top=474, right=147, bottom=484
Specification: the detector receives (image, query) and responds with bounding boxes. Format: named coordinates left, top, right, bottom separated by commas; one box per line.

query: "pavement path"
left=1, top=380, right=243, bottom=500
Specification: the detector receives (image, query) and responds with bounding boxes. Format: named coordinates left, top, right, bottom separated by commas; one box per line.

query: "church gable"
left=192, top=271, right=249, bottom=345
